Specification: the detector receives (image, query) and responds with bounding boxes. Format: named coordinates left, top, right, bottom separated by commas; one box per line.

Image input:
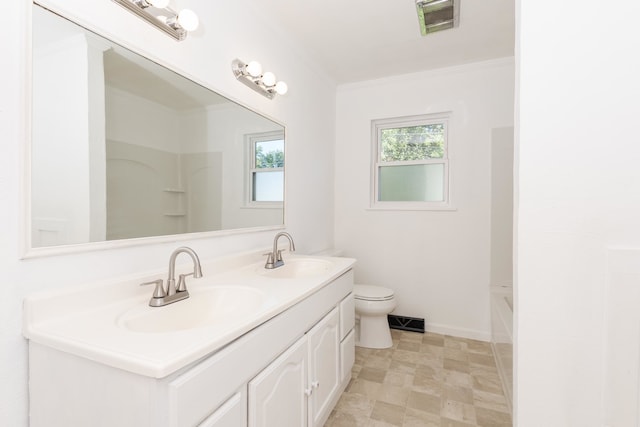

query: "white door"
left=248, top=336, right=308, bottom=427
left=307, top=307, right=340, bottom=427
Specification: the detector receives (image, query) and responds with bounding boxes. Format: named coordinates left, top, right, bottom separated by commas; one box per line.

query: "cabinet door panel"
left=248, top=336, right=308, bottom=427
left=307, top=307, right=340, bottom=427
left=340, top=329, right=355, bottom=383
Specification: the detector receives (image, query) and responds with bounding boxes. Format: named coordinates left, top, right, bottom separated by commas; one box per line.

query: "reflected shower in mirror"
left=30, top=5, right=284, bottom=249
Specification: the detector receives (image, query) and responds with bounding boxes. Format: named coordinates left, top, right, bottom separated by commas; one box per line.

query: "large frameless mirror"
left=29, top=4, right=285, bottom=252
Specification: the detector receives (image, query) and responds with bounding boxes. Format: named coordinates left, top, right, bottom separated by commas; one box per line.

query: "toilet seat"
left=354, top=285, right=394, bottom=301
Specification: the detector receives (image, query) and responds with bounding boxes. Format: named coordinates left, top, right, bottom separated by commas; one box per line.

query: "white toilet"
left=354, top=284, right=396, bottom=349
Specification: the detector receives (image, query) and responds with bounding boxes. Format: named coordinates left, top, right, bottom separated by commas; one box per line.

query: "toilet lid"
left=354, top=284, right=394, bottom=301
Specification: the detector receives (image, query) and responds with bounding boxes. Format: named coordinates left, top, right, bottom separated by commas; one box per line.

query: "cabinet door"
left=307, top=307, right=340, bottom=427
left=248, top=336, right=308, bottom=427
left=198, top=391, right=246, bottom=427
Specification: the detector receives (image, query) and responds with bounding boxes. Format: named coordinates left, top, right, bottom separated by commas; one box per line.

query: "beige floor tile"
left=359, top=367, right=388, bottom=383
left=375, top=383, right=411, bottom=407
left=349, top=378, right=383, bottom=399
left=444, top=347, right=469, bottom=363
left=326, top=410, right=371, bottom=427
left=398, top=341, right=422, bottom=352
left=469, top=353, right=496, bottom=367
left=326, top=331, right=512, bottom=427
left=440, top=418, right=477, bottom=427
left=389, top=359, right=417, bottom=375
left=402, top=408, right=440, bottom=427
left=393, top=349, right=428, bottom=364
left=383, top=370, right=413, bottom=388
left=443, top=370, right=473, bottom=388
left=467, top=339, right=492, bottom=355
left=407, top=390, right=441, bottom=415
left=475, top=406, right=512, bottom=426
left=473, top=389, right=510, bottom=413
left=443, top=358, right=470, bottom=374
left=365, top=355, right=394, bottom=370
left=335, top=392, right=375, bottom=419
left=442, top=384, right=474, bottom=405
left=444, top=336, right=469, bottom=351
left=422, top=333, right=444, bottom=347
left=370, top=401, right=406, bottom=426
left=399, top=331, right=424, bottom=342
left=440, top=399, right=477, bottom=424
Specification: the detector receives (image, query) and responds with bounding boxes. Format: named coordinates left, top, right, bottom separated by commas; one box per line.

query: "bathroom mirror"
left=29, top=5, right=285, bottom=251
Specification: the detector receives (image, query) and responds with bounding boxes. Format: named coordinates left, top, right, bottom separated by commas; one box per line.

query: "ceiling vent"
left=416, top=0, right=460, bottom=36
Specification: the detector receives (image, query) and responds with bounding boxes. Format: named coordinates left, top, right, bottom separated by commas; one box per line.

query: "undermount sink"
left=257, top=258, right=333, bottom=279
left=118, top=286, right=268, bottom=333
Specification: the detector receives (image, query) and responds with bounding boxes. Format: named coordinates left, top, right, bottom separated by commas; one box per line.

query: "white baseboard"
left=425, top=322, right=491, bottom=342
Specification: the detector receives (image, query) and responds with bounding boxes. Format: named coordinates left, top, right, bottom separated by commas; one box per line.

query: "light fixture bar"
left=112, top=0, right=186, bottom=41
left=232, top=59, right=288, bottom=100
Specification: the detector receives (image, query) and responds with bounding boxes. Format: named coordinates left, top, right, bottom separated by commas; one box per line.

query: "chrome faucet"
left=141, top=246, right=203, bottom=307
left=265, top=232, right=296, bottom=269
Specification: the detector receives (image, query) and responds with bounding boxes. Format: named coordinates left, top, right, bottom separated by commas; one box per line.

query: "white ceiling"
left=246, top=0, right=515, bottom=84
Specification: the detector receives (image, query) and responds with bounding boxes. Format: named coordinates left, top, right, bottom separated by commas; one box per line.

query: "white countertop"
left=23, top=251, right=355, bottom=378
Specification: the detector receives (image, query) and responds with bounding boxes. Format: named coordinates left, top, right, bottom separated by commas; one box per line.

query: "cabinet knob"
left=304, top=387, right=313, bottom=396
left=312, top=380, right=320, bottom=389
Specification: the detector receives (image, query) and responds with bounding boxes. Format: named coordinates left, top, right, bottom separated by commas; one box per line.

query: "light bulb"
left=262, top=72, right=276, bottom=87
left=246, top=61, right=262, bottom=78
left=148, top=0, right=170, bottom=8
left=176, top=9, right=199, bottom=31
left=275, top=81, right=288, bottom=95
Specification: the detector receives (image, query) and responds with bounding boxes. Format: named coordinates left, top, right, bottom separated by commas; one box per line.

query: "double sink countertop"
left=23, top=251, right=355, bottom=378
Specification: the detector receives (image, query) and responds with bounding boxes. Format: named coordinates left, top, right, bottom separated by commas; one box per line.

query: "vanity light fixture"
left=112, top=0, right=199, bottom=41
left=232, top=59, right=288, bottom=100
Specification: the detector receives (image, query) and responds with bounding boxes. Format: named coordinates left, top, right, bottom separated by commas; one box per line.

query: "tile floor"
left=324, top=329, right=512, bottom=427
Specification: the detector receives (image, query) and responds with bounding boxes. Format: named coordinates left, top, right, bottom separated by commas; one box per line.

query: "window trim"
left=245, top=131, right=285, bottom=208
left=370, top=113, right=454, bottom=211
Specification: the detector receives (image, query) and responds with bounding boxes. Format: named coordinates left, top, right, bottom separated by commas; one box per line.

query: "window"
left=247, top=131, right=284, bottom=206
left=371, top=113, right=451, bottom=209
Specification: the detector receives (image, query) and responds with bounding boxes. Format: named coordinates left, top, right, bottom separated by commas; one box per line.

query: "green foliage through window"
left=255, top=140, right=284, bottom=168
left=380, top=124, right=444, bottom=162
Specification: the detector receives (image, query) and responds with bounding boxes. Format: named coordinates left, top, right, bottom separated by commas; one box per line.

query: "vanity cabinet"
left=248, top=306, right=341, bottom=427
left=248, top=334, right=308, bottom=427
left=28, top=269, right=355, bottom=427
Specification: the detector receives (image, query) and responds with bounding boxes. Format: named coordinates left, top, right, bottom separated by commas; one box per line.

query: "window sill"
left=241, top=204, right=284, bottom=210
left=367, top=204, right=457, bottom=212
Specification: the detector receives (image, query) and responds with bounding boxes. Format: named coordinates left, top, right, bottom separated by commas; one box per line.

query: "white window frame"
left=370, top=113, right=454, bottom=211
left=245, top=131, right=285, bottom=209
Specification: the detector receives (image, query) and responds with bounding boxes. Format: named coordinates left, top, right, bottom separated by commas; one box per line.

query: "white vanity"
left=24, top=252, right=356, bottom=427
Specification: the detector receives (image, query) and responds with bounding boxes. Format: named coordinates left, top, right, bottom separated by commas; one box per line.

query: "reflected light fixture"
left=232, top=59, right=288, bottom=100
left=112, top=0, right=199, bottom=41
left=416, top=0, right=459, bottom=36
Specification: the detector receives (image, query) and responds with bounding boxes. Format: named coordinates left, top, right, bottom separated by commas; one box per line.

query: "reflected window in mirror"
left=247, top=132, right=284, bottom=206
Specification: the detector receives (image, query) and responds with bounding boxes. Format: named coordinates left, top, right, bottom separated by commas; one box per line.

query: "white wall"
left=0, top=1, right=336, bottom=425
left=335, top=59, right=515, bottom=340
left=515, top=1, right=640, bottom=425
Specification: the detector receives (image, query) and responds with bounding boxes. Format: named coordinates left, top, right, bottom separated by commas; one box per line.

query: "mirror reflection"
left=31, top=5, right=285, bottom=249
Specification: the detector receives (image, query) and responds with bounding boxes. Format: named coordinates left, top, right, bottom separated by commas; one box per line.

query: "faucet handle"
left=263, top=252, right=275, bottom=269
left=276, top=249, right=285, bottom=262
left=176, top=273, right=193, bottom=293
left=140, top=279, right=166, bottom=298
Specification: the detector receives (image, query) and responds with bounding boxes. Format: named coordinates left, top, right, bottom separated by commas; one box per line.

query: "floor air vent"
left=388, top=315, right=425, bottom=333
